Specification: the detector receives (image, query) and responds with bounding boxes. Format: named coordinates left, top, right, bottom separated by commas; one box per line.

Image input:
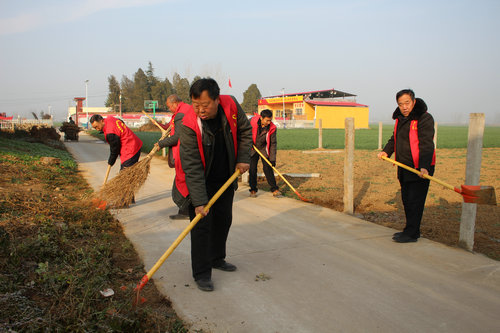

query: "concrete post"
left=344, top=118, right=355, bottom=214
left=318, top=119, right=323, bottom=149
left=458, top=113, right=485, bottom=251
left=434, top=122, right=438, bottom=149
left=378, top=121, right=383, bottom=150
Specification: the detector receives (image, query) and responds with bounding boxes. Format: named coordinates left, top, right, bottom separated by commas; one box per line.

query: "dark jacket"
left=158, top=102, right=190, bottom=149
left=383, top=98, right=435, bottom=181
left=250, top=116, right=277, bottom=163
left=175, top=96, right=252, bottom=207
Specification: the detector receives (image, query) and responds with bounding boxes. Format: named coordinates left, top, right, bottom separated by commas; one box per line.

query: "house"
left=258, top=88, right=369, bottom=129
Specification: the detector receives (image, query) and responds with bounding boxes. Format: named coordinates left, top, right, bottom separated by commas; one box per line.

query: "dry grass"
left=94, top=129, right=170, bottom=208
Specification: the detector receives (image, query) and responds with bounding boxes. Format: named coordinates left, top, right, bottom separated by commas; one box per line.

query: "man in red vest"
left=378, top=89, right=435, bottom=243
left=155, top=94, right=192, bottom=220
left=90, top=114, right=143, bottom=203
left=90, top=114, right=143, bottom=169
left=176, top=78, right=252, bottom=291
left=249, top=109, right=281, bottom=198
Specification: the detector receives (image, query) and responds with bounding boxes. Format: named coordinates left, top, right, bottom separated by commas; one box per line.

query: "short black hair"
left=396, top=89, right=415, bottom=101
left=260, top=109, right=273, bottom=118
left=89, top=114, right=103, bottom=124
left=190, top=78, right=220, bottom=100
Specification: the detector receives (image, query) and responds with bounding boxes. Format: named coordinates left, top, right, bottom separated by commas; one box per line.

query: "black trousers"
left=249, top=153, right=278, bottom=192
left=120, top=150, right=141, bottom=169
left=188, top=183, right=234, bottom=281
left=399, top=178, right=430, bottom=239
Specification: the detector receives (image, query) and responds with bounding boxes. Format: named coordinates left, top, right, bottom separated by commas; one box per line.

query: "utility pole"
left=85, top=79, right=89, bottom=128
left=119, top=91, right=122, bottom=117
left=281, top=88, right=286, bottom=129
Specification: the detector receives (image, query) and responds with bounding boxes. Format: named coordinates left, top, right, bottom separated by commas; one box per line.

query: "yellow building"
left=257, top=88, right=369, bottom=129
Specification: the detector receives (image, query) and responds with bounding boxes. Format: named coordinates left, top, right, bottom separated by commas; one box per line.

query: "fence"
left=0, top=119, right=53, bottom=130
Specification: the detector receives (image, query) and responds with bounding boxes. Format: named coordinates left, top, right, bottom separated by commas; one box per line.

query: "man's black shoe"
left=169, top=214, right=189, bottom=220
left=393, top=234, right=418, bottom=243
left=213, top=262, right=237, bottom=272
left=392, top=232, right=403, bottom=239
left=195, top=278, right=214, bottom=292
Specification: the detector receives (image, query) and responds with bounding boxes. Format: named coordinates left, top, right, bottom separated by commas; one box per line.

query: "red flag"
left=228, top=78, right=232, bottom=88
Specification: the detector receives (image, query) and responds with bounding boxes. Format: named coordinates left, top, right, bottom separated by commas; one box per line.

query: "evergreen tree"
left=120, top=75, right=134, bottom=113
left=241, top=83, right=262, bottom=114
left=133, top=68, right=151, bottom=111
left=146, top=61, right=159, bottom=93
left=191, top=75, right=202, bottom=86
left=105, top=75, right=121, bottom=109
left=172, top=73, right=191, bottom=103
left=151, top=79, right=172, bottom=111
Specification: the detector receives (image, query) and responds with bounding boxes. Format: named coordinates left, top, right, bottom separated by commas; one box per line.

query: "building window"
left=295, top=108, right=303, bottom=115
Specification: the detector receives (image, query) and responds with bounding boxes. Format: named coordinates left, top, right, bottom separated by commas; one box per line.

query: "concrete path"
left=66, top=133, right=500, bottom=333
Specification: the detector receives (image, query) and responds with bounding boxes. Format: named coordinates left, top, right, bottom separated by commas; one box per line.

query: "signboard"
left=144, top=100, right=158, bottom=110
left=260, top=95, right=304, bottom=105
left=144, top=100, right=159, bottom=119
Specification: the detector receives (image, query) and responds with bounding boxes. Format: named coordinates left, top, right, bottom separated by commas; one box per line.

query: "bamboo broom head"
left=94, top=156, right=152, bottom=208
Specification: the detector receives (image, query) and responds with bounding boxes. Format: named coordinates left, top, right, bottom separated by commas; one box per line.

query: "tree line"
left=105, top=62, right=262, bottom=114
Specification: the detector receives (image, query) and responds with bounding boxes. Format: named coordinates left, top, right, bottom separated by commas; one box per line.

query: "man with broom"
left=249, top=108, right=282, bottom=198
left=175, top=78, right=252, bottom=292
left=90, top=114, right=143, bottom=203
left=154, top=94, right=191, bottom=220
left=377, top=89, right=435, bottom=243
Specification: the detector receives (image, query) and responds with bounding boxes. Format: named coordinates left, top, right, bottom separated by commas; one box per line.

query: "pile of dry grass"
left=94, top=127, right=170, bottom=208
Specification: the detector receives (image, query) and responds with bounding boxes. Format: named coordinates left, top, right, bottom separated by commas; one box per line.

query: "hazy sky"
left=1, top=0, right=499, bottom=124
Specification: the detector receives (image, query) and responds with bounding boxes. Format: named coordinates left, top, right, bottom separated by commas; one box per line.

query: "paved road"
left=66, top=133, right=500, bottom=333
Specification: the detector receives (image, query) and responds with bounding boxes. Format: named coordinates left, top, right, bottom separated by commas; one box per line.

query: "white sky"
left=1, top=0, right=499, bottom=124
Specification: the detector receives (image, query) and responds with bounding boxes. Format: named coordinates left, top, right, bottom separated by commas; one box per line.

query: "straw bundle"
left=94, top=127, right=170, bottom=208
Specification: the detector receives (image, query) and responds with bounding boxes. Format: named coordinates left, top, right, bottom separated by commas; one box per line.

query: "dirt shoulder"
left=0, top=131, right=187, bottom=332
left=254, top=148, right=500, bottom=260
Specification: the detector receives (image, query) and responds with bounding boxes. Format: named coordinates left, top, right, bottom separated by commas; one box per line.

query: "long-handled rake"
left=93, top=113, right=171, bottom=208
left=253, top=145, right=311, bottom=202
left=133, top=169, right=241, bottom=305
left=381, top=156, right=496, bottom=205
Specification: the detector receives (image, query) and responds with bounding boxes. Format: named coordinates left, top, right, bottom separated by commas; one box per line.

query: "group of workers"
left=89, top=79, right=435, bottom=292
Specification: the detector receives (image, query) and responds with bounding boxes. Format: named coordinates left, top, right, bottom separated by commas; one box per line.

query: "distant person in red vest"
left=90, top=115, right=143, bottom=203
left=249, top=109, right=281, bottom=198
left=154, top=94, right=192, bottom=220
left=176, top=78, right=252, bottom=292
left=377, top=89, right=435, bottom=243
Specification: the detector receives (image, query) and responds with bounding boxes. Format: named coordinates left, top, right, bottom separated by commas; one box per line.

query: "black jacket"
left=177, top=97, right=252, bottom=207
left=158, top=112, right=185, bottom=148
left=383, top=98, right=435, bottom=181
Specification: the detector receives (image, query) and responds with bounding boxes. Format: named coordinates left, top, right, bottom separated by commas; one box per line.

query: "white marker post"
left=459, top=113, right=485, bottom=251
left=344, top=117, right=355, bottom=214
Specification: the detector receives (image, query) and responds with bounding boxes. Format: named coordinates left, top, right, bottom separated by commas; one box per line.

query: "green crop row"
left=91, top=125, right=500, bottom=154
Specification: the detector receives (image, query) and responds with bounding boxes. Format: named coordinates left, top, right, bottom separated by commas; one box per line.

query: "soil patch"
left=255, top=148, right=500, bottom=260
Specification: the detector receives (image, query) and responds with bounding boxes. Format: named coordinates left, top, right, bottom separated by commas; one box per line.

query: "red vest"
left=103, top=116, right=142, bottom=162
left=175, top=95, right=238, bottom=197
left=171, top=102, right=193, bottom=173
left=251, top=116, right=276, bottom=155
left=394, top=119, right=435, bottom=169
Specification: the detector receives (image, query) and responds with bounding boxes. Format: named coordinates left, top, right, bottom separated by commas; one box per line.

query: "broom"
left=134, top=169, right=241, bottom=305
left=94, top=114, right=171, bottom=208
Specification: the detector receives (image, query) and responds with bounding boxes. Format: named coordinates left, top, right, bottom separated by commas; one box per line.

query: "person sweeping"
left=176, top=78, right=252, bottom=292
left=377, top=89, right=435, bottom=243
left=90, top=114, right=143, bottom=204
left=154, top=94, right=192, bottom=220
left=248, top=109, right=281, bottom=198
